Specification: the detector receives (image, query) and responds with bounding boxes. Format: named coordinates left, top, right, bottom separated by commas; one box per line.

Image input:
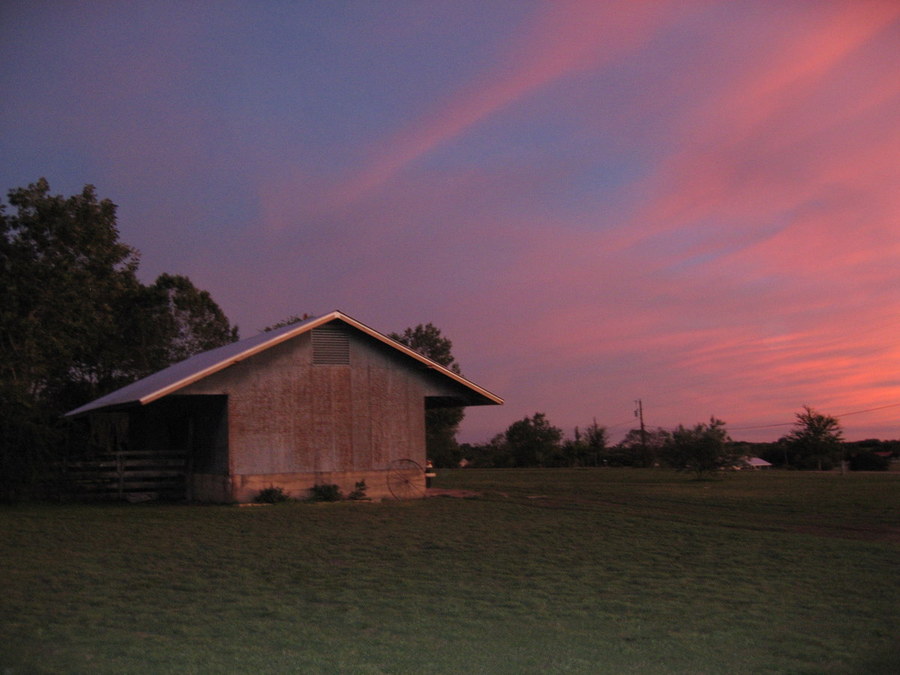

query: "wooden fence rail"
left=61, top=449, right=187, bottom=501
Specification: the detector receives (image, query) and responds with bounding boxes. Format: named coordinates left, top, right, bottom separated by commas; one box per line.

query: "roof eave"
left=65, top=310, right=503, bottom=416
left=136, top=312, right=347, bottom=407
left=333, top=312, right=503, bottom=406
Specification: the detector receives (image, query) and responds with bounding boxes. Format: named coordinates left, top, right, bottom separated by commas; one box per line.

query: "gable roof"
left=66, top=310, right=503, bottom=417
left=743, top=456, right=773, bottom=468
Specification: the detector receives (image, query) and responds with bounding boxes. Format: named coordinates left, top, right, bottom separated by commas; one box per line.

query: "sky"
left=3, top=1, right=900, bottom=444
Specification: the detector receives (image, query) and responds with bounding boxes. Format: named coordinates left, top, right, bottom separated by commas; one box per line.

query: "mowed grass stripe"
left=2, top=469, right=898, bottom=673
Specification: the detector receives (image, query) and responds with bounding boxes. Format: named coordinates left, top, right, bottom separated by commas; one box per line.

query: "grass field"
left=2, top=469, right=898, bottom=674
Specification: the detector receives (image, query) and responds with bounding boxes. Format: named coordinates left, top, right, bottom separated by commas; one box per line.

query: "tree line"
left=454, top=406, right=895, bottom=474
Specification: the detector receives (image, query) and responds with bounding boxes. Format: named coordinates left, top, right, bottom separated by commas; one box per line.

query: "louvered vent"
left=312, top=326, right=350, bottom=365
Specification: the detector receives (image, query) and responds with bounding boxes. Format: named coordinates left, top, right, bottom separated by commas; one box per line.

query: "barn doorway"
left=147, top=395, right=229, bottom=500
left=73, top=395, right=228, bottom=501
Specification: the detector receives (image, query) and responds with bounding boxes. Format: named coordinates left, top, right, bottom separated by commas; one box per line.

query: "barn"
left=65, top=311, right=502, bottom=502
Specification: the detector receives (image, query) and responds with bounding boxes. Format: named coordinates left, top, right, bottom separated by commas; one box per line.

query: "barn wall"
left=180, top=325, right=431, bottom=501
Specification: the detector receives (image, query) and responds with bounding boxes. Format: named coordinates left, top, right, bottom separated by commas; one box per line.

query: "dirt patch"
left=425, top=488, right=481, bottom=499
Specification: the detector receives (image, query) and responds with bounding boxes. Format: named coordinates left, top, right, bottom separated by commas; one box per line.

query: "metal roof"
left=744, top=456, right=773, bottom=467
left=66, top=310, right=503, bottom=417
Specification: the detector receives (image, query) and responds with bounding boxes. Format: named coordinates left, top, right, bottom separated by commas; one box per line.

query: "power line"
left=834, top=402, right=900, bottom=418
left=601, top=402, right=900, bottom=435
left=730, top=421, right=795, bottom=431
left=730, top=401, right=900, bottom=432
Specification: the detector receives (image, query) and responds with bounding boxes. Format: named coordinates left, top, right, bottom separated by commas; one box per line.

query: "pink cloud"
left=715, top=2, right=900, bottom=144
left=616, top=2, right=900, bottom=247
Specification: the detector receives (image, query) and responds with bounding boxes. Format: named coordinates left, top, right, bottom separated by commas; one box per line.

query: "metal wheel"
left=386, top=458, right=426, bottom=500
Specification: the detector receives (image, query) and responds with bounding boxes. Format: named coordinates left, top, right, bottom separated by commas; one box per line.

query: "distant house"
left=741, top=456, right=773, bottom=470
left=66, top=311, right=502, bottom=502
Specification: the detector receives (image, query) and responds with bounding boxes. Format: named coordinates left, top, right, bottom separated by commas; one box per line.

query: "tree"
left=563, top=420, right=608, bottom=466
left=264, top=313, right=313, bottom=332
left=662, top=417, right=733, bottom=478
left=390, top=323, right=464, bottom=467
left=503, top=412, right=564, bottom=467
left=391, top=323, right=461, bottom=374
left=1, top=179, right=140, bottom=407
left=847, top=451, right=890, bottom=471
left=1, top=179, right=141, bottom=499
left=617, top=427, right=670, bottom=467
left=148, top=274, right=238, bottom=365
left=779, top=406, right=843, bottom=470
left=74, top=273, right=239, bottom=401
left=468, top=433, right=515, bottom=468
left=1, top=179, right=237, bottom=499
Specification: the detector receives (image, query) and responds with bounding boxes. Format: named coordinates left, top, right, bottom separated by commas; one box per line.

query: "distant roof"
left=66, top=310, right=503, bottom=417
left=744, top=457, right=772, bottom=467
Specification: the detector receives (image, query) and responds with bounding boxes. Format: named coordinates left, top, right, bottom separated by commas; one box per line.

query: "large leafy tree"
left=147, top=273, right=238, bottom=366
left=563, top=420, right=608, bottom=467
left=662, top=417, right=734, bottom=478
left=112, top=273, right=239, bottom=382
left=390, top=323, right=465, bottom=468
left=1, top=179, right=237, bottom=498
left=779, top=406, right=843, bottom=470
left=503, top=412, right=564, bottom=467
left=1, top=179, right=140, bottom=407
left=618, top=426, right=671, bottom=467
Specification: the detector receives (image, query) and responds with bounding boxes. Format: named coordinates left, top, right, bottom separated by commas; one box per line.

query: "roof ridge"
left=66, top=310, right=502, bottom=417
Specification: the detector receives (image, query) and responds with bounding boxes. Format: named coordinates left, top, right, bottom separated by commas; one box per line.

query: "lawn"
left=2, top=469, right=898, bottom=674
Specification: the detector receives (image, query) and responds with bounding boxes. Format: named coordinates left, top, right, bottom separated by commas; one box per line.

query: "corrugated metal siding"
left=164, top=325, right=431, bottom=500
left=310, top=365, right=352, bottom=472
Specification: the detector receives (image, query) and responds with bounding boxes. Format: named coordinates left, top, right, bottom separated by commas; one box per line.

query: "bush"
left=308, top=483, right=342, bottom=502
left=255, top=486, right=290, bottom=503
left=848, top=451, right=890, bottom=471
left=347, top=480, right=368, bottom=500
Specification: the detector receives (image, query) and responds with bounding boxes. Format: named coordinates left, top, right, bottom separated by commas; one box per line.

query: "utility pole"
left=634, top=399, right=647, bottom=465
